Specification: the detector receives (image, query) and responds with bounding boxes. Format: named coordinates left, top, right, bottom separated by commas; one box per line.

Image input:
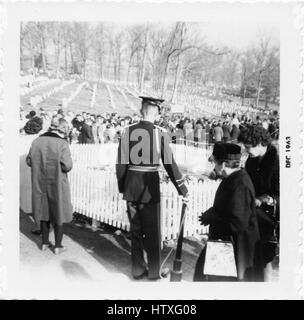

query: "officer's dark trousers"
left=127, top=201, right=161, bottom=279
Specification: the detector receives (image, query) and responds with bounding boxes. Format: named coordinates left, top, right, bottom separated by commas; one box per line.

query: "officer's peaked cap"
left=139, top=96, right=164, bottom=111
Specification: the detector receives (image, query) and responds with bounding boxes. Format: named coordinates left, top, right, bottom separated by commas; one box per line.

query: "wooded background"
left=20, top=22, right=280, bottom=107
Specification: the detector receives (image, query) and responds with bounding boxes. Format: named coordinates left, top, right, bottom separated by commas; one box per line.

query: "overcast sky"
left=200, top=22, right=280, bottom=49
left=111, top=20, right=280, bottom=50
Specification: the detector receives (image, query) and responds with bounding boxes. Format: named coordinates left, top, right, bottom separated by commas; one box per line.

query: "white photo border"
left=0, top=0, right=303, bottom=299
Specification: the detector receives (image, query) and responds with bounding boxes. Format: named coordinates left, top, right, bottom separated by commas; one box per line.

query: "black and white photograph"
left=0, top=1, right=303, bottom=300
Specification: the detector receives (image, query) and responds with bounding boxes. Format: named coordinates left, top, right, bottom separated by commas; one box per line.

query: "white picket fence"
left=69, top=144, right=219, bottom=241
left=69, top=142, right=213, bottom=171
left=20, top=136, right=219, bottom=241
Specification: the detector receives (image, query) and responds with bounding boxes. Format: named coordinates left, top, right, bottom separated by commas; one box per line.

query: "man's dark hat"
left=209, top=142, right=241, bottom=161
left=223, top=143, right=242, bottom=160
left=26, top=110, right=36, bottom=119
left=209, top=143, right=225, bottom=162
left=139, top=96, right=164, bottom=112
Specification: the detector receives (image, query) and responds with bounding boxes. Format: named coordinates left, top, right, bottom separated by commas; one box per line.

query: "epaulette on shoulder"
left=121, top=122, right=138, bottom=133
left=154, top=125, right=168, bottom=133
left=124, top=122, right=138, bottom=129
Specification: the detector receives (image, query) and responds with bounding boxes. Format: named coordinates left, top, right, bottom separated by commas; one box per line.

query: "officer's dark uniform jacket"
left=116, top=120, right=188, bottom=202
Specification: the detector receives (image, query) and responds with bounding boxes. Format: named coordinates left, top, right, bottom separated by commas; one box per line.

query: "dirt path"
left=19, top=210, right=279, bottom=298
left=19, top=210, right=202, bottom=287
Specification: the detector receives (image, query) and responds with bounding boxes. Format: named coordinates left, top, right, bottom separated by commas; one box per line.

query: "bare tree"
left=252, top=34, right=277, bottom=107
left=107, top=28, right=125, bottom=83
left=148, top=27, right=167, bottom=93
left=139, top=24, right=149, bottom=92
left=20, top=22, right=36, bottom=71
left=49, top=22, right=63, bottom=77
left=240, top=49, right=255, bottom=104
left=20, top=21, right=279, bottom=110
left=36, top=22, right=48, bottom=73
left=21, top=22, right=49, bottom=73
left=125, top=25, right=142, bottom=85
left=93, top=23, right=106, bottom=81
left=73, top=22, right=91, bottom=79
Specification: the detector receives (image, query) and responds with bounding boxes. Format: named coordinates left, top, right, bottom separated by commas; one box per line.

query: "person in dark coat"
left=268, top=118, right=277, bottom=139
left=230, top=124, right=240, bottom=142
left=26, top=117, right=73, bottom=254
left=24, top=110, right=43, bottom=135
left=193, top=143, right=262, bottom=281
left=205, top=121, right=211, bottom=144
left=72, top=114, right=83, bottom=131
left=238, top=125, right=279, bottom=279
left=222, top=121, right=231, bottom=142
left=81, top=118, right=94, bottom=144
left=171, top=123, right=184, bottom=144
left=72, top=114, right=83, bottom=143
left=194, top=120, right=203, bottom=146
left=213, top=122, right=223, bottom=142
left=116, top=96, right=188, bottom=280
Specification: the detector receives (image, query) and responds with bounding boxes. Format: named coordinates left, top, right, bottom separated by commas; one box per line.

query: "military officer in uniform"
left=116, top=96, right=188, bottom=280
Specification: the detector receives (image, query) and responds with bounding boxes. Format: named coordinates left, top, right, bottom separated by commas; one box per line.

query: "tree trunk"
left=242, top=84, right=247, bottom=105
left=55, top=43, right=60, bottom=78
left=83, top=60, right=86, bottom=79
left=30, top=41, right=35, bottom=70
left=272, top=87, right=278, bottom=103
left=20, top=42, right=24, bottom=71
left=118, top=53, right=121, bottom=83
left=171, top=56, right=181, bottom=102
left=37, top=23, right=47, bottom=73
left=126, top=54, right=133, bottom=84
left=139, top=25, right=148, bottom=93
left=69, top=42, right=74, bottom=73
left=171, top=25, right=185, bottom=102
left=101, top=56, right=104, bottom=81
left=256, top=71, right=262, bottom=108
left=40, top=40, right=47, bottom=73
left=161, top=57, right=170, bottom=99
left=265, top=96, right=269, bottom=108
left=64, top=43, right=67, bottom=74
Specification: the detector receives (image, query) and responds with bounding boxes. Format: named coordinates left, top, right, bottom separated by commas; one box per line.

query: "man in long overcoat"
left=194, top=143, right=263, bottom=281
left=26, top=117, right=73, bottom=254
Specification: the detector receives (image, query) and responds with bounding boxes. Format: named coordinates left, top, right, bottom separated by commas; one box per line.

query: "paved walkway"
left=20, top=210, right=203, bottom=286
left=19, top=210, right=279, bottom=295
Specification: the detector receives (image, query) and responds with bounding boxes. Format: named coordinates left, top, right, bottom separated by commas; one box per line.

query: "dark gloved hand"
left=198, top=209, right=213, bottom=226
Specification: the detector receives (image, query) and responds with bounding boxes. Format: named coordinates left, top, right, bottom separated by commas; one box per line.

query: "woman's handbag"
left=203, top=239, right=237, bottom=278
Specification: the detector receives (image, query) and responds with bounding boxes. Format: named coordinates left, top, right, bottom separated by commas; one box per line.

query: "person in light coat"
left=26, top=117, right=73, bottom=254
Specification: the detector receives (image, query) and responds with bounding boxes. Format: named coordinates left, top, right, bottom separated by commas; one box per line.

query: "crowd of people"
left=20, top=108, right=136, bottom=144
left=23, top=97, right=280, bottom=282
left=20, top=104, right=279, bottom=150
